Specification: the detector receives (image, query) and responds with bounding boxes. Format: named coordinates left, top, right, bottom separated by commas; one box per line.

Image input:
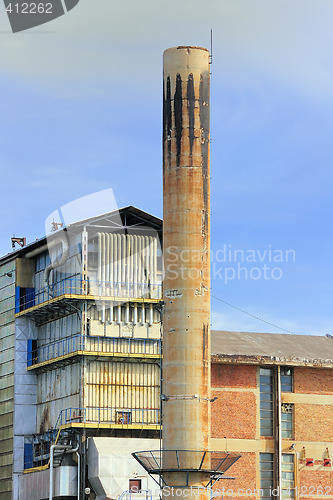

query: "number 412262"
left=6, top=3, right=53, bottom=14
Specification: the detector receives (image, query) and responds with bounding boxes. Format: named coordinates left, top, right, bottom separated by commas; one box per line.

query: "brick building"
left=210, top=330, right=333, bottom=500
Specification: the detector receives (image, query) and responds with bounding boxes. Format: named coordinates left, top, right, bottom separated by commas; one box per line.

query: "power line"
left=211, top=294, right=295, bottom=334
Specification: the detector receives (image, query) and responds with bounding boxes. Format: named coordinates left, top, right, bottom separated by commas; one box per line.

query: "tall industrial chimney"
left=162, top=45, right=211, bottom=495
left=132, top=46, right=240, bottom=498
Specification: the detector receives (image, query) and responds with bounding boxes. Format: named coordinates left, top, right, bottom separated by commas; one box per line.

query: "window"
left=260, top=453, right=274, bottom=500
left=281, top=454, right=295, bottom=498
left=129, top=479, right=142, bottom=493
left=260, top=368, right=274, bottom=437
left=280, top=367, right=293, bottom=392
left=281, top=404, right=293, bottom=439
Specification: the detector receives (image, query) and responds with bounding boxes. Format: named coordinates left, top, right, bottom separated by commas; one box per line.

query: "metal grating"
left=132, top=450, right=241, bottom=487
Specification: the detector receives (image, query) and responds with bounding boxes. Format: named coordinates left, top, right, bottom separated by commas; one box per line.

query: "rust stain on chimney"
left=162, top=45, right=211, bottom=492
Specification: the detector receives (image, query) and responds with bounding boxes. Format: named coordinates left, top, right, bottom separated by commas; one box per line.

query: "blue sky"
left=1, top=0, right=333, bottom=335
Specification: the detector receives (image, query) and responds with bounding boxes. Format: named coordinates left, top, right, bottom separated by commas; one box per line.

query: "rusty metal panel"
left=36, top=363, right=80, bottom=431
left=85, top=361, right=159, bottom=422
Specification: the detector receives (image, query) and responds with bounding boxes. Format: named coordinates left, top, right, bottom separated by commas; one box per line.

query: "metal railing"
left=118, top=490, right=154, bottom=500
left=56, top=407, right=161, bottom=427
left=17, top=277, right=162, bottom=311
left=27, top=335, right=161, bottom=367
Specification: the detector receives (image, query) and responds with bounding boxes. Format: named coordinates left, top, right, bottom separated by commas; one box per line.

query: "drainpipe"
left=76, top=451, right=81, bottom=500
left=49, top=442, right=79, bottom=500
left=44, top=233, right=69, bottom=296
left=277, top=366, right=282, bottom=500
left=23, top=236, right=63, bottom=259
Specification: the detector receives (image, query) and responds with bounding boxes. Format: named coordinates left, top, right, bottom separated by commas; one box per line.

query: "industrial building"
left=1, top=208, right=333, bottom=500
left=1, top=45, right=333, bottom=500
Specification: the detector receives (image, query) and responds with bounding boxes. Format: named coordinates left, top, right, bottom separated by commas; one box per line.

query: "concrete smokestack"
left=162, top=46, right=211, bottom=494
left=132, top=46, right=239, bottom=493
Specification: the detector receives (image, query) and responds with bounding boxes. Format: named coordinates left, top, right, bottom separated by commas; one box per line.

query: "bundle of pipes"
left=162, top=46, right=211, bottom=496
left=97, top=233, right=159, bottom=298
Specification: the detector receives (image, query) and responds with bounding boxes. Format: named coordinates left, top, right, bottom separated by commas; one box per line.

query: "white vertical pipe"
left=153, top=237, right=157, bottom=298
left=133, top=235, right=138, bottom=298
left=106, top=233, right=110, bottom=296
left=121, top=234, right=126, bottom=296
left=76, top=452, right=80, bottom=500
left=112, top=234, right=117, bottom=295
left=133, top=303, right=138, bottom=324
left=149, top=303, right=153, bottom=326
left=149, top=236, right=153, bottom=297
left=129, top=235, right=134, bottom=298
left=101, top=233, right=106, bottom=295
left=137, top=236, right=142, bottom=297
left=117, top=234, right=121, bottom=296
left=97, top=233, right=101, bottom=292
left=117, top=304, right=122, bottom=324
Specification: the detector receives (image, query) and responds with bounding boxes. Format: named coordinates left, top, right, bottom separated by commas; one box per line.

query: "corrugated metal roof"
left=211, top=330, right=333, bottom=366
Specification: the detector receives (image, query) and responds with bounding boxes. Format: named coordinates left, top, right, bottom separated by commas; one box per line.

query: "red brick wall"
left=295, top=404, right=333, bottom=442
left=212, top=364, right=257, bottom=389
left=211, top=391, right=257, bottom=439
left=299, top=468, right=333, bottom=498
left=294, top=367, right=333, bottom=394
left=213, top=452, right=257, bottom=500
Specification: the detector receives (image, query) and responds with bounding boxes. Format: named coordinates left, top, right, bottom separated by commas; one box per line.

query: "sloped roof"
left=0, top=206, right=162, bottom=265
left=211, top=330, right=333, bottom=367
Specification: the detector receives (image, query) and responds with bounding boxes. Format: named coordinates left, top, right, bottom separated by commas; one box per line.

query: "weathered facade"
left=0, top=206, right=163, bottom=500
left=2, top=226, right=333, bottom=500
left=210, top=331, right=333, bottom=500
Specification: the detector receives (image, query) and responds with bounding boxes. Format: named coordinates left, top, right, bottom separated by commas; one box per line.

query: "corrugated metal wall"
left=36, top=363, right=80, bottom=432
left=0, top=259, right=15, bottom=499
left=85, top=360, right=160, bottom=423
